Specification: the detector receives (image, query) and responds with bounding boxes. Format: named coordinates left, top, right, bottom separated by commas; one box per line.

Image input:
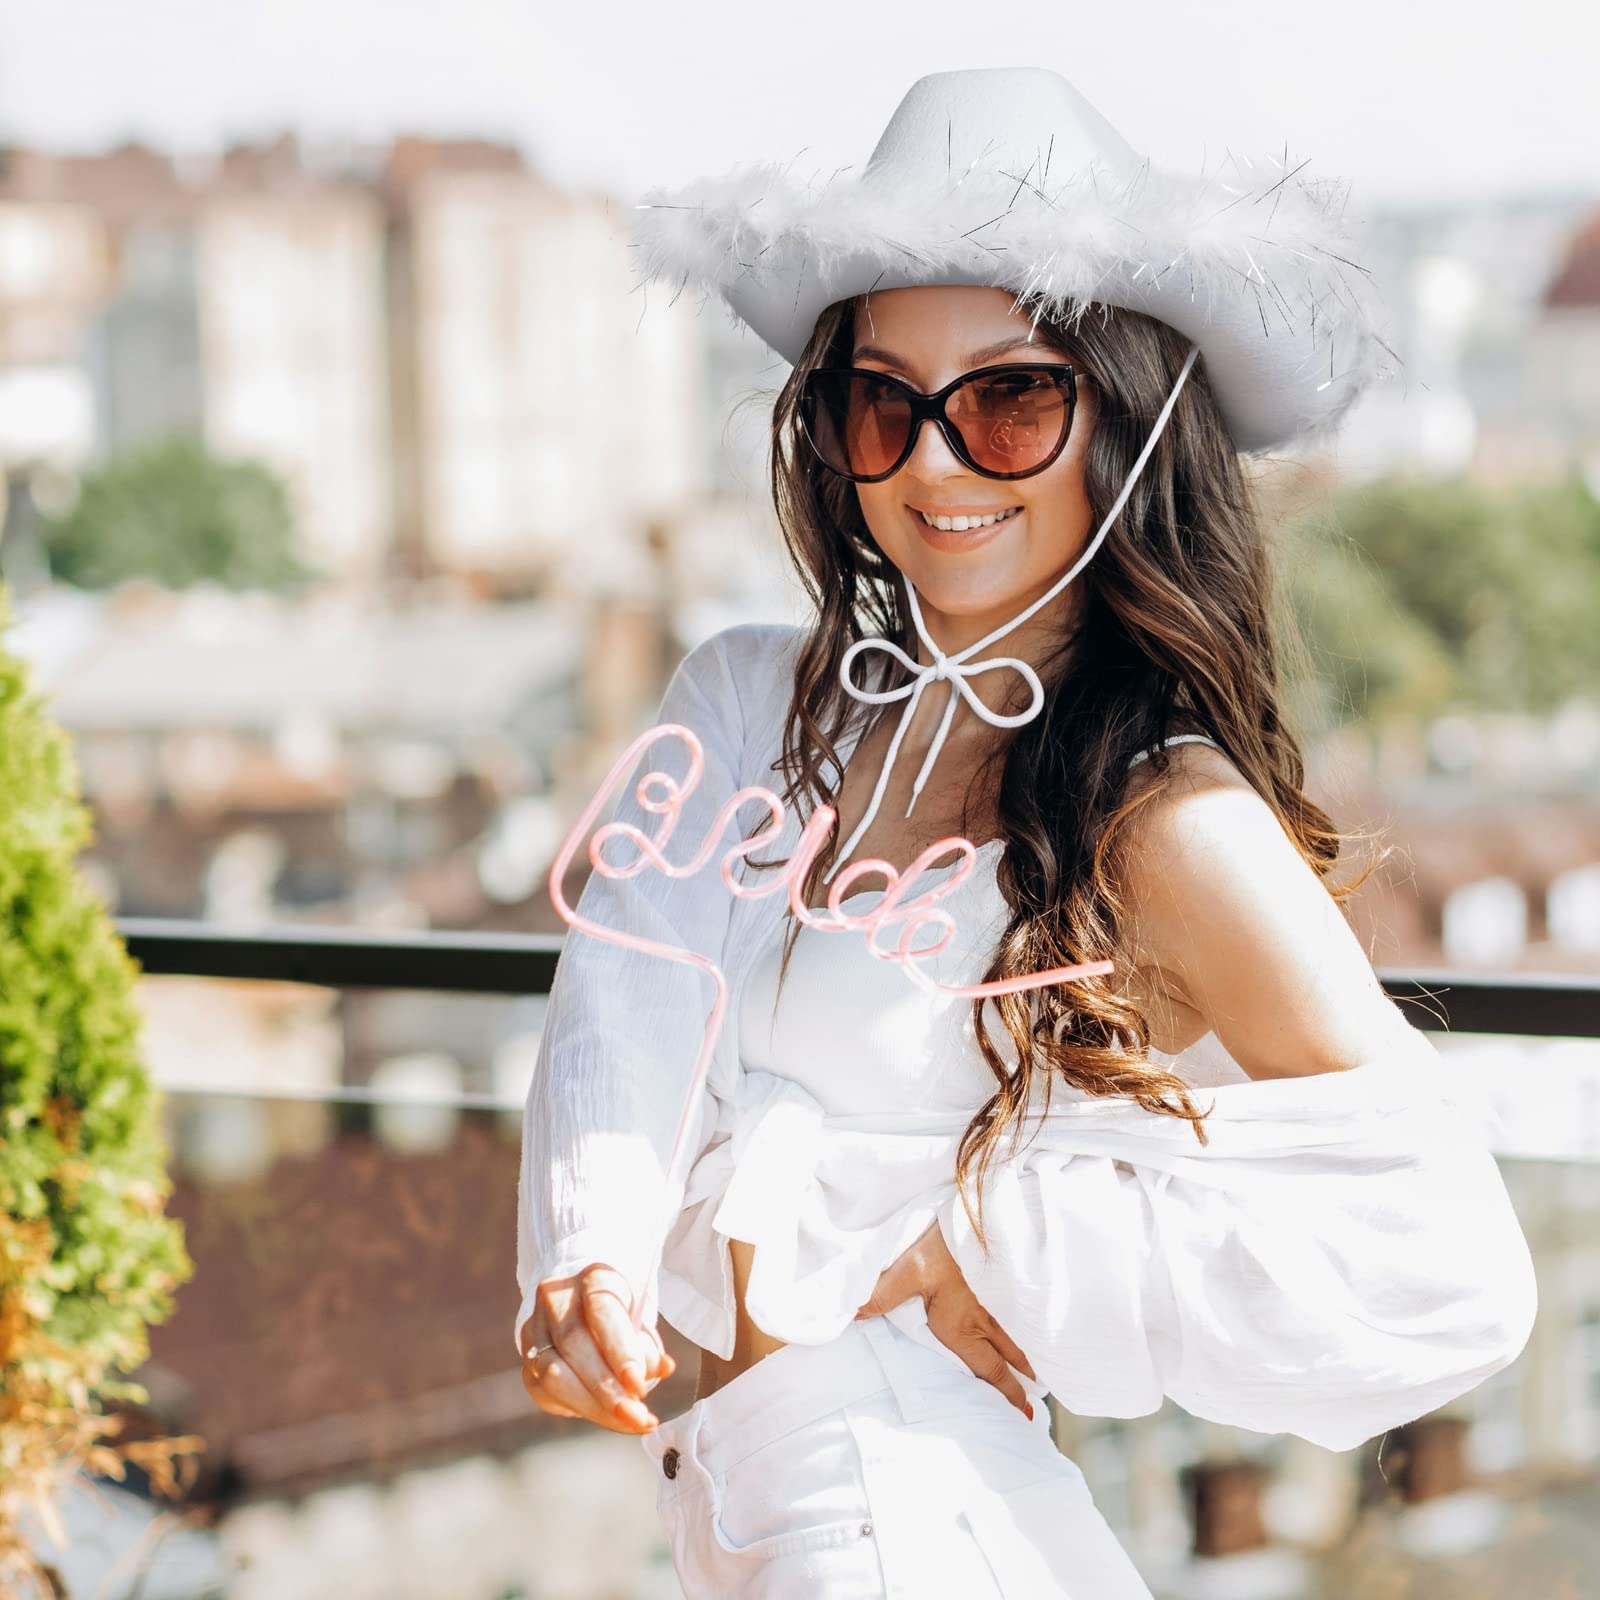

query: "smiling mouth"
left=914, top=506, right=1023, bottom=532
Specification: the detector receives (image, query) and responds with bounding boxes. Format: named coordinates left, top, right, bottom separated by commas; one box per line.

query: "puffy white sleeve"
left=513, top=628, right=751, bottom=1359
left=935, top=1030, right=1538, bottom=1452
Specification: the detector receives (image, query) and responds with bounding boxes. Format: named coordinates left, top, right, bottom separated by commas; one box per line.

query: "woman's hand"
left=519, top=1262, right=676, bottom=1434
left=853, top=1219, right=1037, bottom=1418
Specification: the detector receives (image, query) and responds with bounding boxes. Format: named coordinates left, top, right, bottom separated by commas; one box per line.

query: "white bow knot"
left=826, top=626, right=1049, bottom=882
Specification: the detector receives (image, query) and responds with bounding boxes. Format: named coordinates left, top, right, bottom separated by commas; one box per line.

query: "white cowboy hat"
left=631, top=66, right=1396, bottom=453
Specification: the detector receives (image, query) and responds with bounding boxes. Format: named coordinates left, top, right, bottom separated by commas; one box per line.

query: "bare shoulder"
left=1115, top=738, right=1399, bottom=1078
left=1120, top=736, right=1284, bottom=860
left=1112, top=739, right=1271, bottom=1011
left=1117, top=737, right=1312, bottom=956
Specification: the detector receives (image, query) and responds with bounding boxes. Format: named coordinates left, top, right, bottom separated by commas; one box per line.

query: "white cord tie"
left=823, top=342, right=1201, bottom=885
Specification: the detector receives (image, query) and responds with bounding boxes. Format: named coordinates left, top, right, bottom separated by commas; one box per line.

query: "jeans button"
left=662, top=1447, right=680, bottom=1479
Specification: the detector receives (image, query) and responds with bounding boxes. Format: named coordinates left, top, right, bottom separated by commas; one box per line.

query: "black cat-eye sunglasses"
left=798, top=362, right=1080, bottom=483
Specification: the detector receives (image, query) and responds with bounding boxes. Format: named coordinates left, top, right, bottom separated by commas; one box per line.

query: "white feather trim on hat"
left=628, top=69, right=1399, bottom=453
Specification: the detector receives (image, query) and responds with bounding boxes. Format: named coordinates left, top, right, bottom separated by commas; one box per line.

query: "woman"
left=514, top=69, right=1536, bottom=1597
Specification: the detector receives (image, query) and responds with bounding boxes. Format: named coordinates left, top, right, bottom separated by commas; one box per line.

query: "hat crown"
left=864, top=67, right=1140, bottom=187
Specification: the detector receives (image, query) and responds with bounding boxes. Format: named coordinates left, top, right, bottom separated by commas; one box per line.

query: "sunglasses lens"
left=801, top=371, right=913, bottom=479
left=947, top=369, right=1070, bottom=475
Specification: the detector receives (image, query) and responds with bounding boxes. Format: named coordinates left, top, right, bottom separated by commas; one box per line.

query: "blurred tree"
left=1282, top=469, right=1600, bottom=723
left=1499, top=472, right=1600, bottom=707
left=37, top=436, right=319, bottom=592
left=1277, top=503, right=1458, bottom=735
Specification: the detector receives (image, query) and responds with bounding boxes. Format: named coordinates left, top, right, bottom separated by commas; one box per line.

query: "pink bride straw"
left=546, top=720, right=1114, bottom=1340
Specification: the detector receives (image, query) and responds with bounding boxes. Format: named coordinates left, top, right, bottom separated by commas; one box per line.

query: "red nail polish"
left=1024, top=1402, right=1034, bottom=1421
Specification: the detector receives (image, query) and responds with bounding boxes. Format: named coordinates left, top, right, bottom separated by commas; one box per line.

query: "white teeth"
left=917, top=507, right=1021, bottom=532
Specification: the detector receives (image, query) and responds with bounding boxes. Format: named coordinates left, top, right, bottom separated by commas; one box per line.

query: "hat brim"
left=632, top=152, right=1395, bottom=454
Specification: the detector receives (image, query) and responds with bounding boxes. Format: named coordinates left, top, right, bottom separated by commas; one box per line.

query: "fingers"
left=528, top=1344, right=655, bottom=1432
left=525, top=1340, right=649, bottom=1430
left=518, top=1306, right=581, bottom=1418
left=939, top=1273, right=1038, bottom=1386
left=517, top=1308, right=542, bottom=1364
left=647, top=1323, right=679, bottom=1384
left=578, top=1268, right=661, bottom=1401
left=926, top=1300, right=1033, bottom=1416
left=587, top=1273, right=678, bottom=1404
left=522, top=1268, right=665, bottom=1434
left=627, top=1307, right=678, bottom=1388
left=967, top=1340, right=1031, bottom=1416
left=981, top=1310, right=1037, bottom=1383
left=555, top=1313, right=661, bottom=1430
left=520, top=1349, right=582, bottom=1419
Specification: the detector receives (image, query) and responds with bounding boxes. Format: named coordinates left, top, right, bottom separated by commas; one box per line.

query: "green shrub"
left=0, top=579, right=196, bottom=1597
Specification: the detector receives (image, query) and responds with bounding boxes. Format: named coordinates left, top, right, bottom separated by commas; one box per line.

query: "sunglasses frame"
left=799, top=361, right=1081, bottom=483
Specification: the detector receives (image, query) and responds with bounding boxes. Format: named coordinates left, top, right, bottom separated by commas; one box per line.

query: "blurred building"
left=27, top=580, right=588, bottom=907
left=1337, top=191, right=1598, bottom=483
left=0, top=150, right=115, bottom=465
left=1532, top=208, right=1600, bottom=488
left=7, top=143, right=208, bottom=460
left=0, top=132, right=711, bottom=595
left=198, top=136, right=394, bottom=582
left=384, top=137, right=706, bottom=590
left=11, top=579, right=691, bottom=1113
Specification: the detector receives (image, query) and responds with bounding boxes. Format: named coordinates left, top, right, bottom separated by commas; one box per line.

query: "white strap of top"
left=1126, top=732, right=1223, bottom=770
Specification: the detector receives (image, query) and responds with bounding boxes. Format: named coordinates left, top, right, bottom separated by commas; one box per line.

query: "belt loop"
left=858, top=1315, right=925, bottom=1424
left=684, top=1392, right=709, bottom=1464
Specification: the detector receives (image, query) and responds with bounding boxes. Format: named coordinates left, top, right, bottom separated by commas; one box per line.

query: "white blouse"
left=515, top=621, right=1537, bottom=1453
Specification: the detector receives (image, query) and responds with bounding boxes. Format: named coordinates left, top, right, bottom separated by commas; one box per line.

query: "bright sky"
left=1, top=0, right=1591, bottom=213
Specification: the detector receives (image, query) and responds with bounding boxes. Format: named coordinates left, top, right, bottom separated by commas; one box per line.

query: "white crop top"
left=667, top=729, right=1250, bottom=1408
left=515, top=622, right=1536, bottom=1452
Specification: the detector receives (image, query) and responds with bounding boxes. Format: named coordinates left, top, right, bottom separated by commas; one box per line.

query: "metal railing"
left=115, top=915, right=1600, bottom=1037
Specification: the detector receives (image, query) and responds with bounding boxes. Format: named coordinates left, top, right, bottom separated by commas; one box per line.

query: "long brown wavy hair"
left=745, top=290, right=1389, bottom=1256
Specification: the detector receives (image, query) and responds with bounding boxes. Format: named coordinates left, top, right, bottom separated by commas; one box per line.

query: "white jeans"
left=637, top=1300, right=1154, bottom=1597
